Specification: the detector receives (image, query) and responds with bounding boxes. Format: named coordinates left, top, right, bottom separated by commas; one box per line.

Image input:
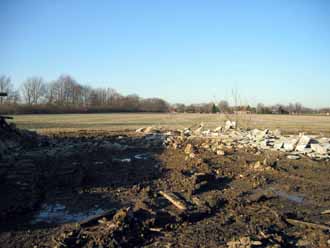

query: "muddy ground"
left=1, top=128, right=330, bottom=247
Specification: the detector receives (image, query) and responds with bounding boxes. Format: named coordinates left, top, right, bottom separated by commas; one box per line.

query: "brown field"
left=10, top=113, right=330, bottom=135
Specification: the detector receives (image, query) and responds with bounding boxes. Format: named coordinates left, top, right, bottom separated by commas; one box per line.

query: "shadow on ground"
left=0, top=131, right=166, bottom=232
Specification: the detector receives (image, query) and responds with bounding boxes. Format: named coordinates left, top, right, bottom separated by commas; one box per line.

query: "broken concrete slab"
left=295, top=135, right=311, bottom=152
left=214, top=126, right=222, bottom=132
left=274, top=140, right=284, bottom=150
left=318, top=137, right=330, bottom=144
left=311, top=144, right=328, bottom=155
left=273, top=129, right=282, bottom=137
left=283, top=138, right=299, bottom=152
left=287, top=154, right=301, bottom=160
left=225, top=120, right=236, bottom=130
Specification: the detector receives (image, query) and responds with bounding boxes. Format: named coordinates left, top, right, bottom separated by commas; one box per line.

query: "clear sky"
left=1, top=0, right=330, bottom=107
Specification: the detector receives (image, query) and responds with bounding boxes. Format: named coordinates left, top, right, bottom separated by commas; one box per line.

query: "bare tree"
left=21, top=77, right=46, bottom=104
left=256, top=103, right=265, bottom=114
left=294, top=102, right=303, bottom=114
left=9, top=90, right=20, bottom=104
left=47, top=75, right=79, bottom=105
left=81, top=85, right=92, bottom=106
left=218, top=100, right=230, bottom=113
left=173, top=103, right=185, bottom=113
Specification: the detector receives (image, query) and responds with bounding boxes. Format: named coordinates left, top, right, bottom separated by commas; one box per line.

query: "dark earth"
left=1, top=123, right=330, bottom=247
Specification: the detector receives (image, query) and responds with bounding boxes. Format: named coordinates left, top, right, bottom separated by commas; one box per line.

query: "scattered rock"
left=136, top=126, right=154, bottom=134
left=184, top=144, right=193, bottom=154
left=136, top=127, right=145, bottom=133
left=287, top=154, right=301, bottom=160
left=144, top=126, right=154, bottom=134
left=216, top=150, right=225, bottom=156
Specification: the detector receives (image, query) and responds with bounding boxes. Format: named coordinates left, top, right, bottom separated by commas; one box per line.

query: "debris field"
left=1, top=120, right=330, bottom=247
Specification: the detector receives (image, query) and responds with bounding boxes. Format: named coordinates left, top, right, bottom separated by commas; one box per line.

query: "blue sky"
left=1, top=0, right=330, bottom=107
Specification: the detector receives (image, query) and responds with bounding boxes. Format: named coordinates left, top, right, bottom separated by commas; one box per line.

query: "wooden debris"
left=159, top=191, right=188, bottom=211
left=321, top=210, right=330, bottom=215
left=286, top=218, right=330, bottom=231
left=79, top=209, right=117, bottom=227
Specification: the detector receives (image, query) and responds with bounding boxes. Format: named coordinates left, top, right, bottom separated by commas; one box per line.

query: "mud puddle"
left=113, top=152, right=152, bottom=163
left=31, top=203, right=105, bottom=225
left=270, top=189, right=304, bottom=204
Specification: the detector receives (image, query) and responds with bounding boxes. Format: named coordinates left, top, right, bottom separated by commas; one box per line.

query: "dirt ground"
left=1, top=128, right=330, bottom=247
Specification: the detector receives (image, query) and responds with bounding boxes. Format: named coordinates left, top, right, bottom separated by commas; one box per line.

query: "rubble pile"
left=161, top=120, right=330, bottom=161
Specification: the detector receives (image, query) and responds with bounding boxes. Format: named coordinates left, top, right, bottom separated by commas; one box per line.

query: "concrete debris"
left=283, top=138, right=298, bottom=152
left=311, top=143, right=328, bottom=155
left=295, top=135, right=311, bottom=152
left=319, top=137, right=330, bottom=144
left=161, top=123, right=329, bottom=160
left=135, top=127, right=145, bottom=133
left=287, top=155, right=301, bottom=160
left=214, top=126, right=222, bottom=132
left=216, top=150, right=225, bottom=156
left=136, top=126, right=155, bottom=134
left=273, top=129, right=282, bottom=137
left=225, top=120, right=236, bottom=130
left=194, top=123, right=204, bottom=134
left=273, top=140, right=284, bottom=150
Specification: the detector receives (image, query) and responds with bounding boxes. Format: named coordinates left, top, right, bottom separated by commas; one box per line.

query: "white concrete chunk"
left=287, top=155, right=300, bottom=160
left=283, top=139, right=298, bottom=152
left=274, top=140, right=284, bottom=150
left=225, top=120, right=236, bottom=130
left=311, top=144, right=328, bottom=155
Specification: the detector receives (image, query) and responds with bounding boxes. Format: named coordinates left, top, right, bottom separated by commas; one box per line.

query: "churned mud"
left=1, top=126, right=330, bottom=247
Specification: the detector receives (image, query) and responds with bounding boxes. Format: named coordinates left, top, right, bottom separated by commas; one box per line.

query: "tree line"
left=171, top=101, right=326, bottom=115
left=0, top=74, right=329, bottom=115
left=0, top=75, right=169, bottom=114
